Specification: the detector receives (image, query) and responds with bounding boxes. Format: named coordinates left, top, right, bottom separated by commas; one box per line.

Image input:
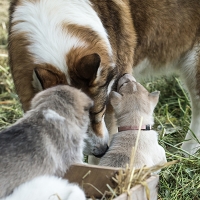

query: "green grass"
left=0, top=1, right=200, bottom=199
left=143, top=78, right=200, bottom=200
left=0, top=0, right=23, bottom=128
left=0, top=56, right=22, bottom=129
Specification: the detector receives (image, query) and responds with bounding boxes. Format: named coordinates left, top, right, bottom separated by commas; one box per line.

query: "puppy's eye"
left=84, top=106, right=91, bottom=112
left=120, top=81, right=129, bottom=88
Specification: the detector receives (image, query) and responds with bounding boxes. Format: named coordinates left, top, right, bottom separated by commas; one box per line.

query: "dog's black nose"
left=93, top=145, right=109, bottom=158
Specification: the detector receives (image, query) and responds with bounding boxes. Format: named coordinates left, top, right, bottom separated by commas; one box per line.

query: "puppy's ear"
left=109, top=91, right=122, bottom=107
left=32, top=66, right=68, bottom=91
left=149, top=91, right=160, bottom=97
left=75, top=53, right=101, bottom=85
left=84, top=95, right=94, bottom=111
left=149, top=91, right=160, bottom=107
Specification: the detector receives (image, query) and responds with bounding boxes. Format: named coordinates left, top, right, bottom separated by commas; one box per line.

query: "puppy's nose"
left=117, top=74, right=136, bottom=91
left=93, top=144, right=109, bottom=158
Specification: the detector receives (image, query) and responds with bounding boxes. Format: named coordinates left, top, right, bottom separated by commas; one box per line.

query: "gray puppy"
left=99, top=74, right=166, bottom=168
left=0, top=85, right=93, bottom=198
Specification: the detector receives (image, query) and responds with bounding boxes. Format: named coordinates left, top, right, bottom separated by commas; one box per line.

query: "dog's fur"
left=1, top=176, right=86, bottom=200
left=9, top=0, right=200, bottom=155
left=0, top=85, right=92, bottom=198
left=99, top=74, right=167, bottom=168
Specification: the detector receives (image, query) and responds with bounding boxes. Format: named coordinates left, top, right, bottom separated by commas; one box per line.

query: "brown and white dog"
left=9, top=0, right=200, bottom=156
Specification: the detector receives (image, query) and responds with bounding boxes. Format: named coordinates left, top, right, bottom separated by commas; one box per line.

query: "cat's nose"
left=92, top=144, right=109, bottom=158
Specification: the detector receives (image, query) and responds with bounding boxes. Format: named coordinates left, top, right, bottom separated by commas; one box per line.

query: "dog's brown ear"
left=109, top=91, right=122, bottom=107
left=75, top=53, right=101, bottom=85
left=32, top=66, right=68, bottom=91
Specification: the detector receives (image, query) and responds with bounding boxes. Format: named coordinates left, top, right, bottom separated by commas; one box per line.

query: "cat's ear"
left=109, top=91, right=122, bottom=107
left=149, top=91, right=160, bottom=107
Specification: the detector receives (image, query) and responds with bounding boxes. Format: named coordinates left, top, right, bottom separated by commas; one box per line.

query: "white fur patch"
left=107, top=79, right=115, bottom=95
left=102, top=115, right=109, bottom=143
left=134, top=58, right=179, bottom=81
left=2, top=176, right=86, bottom=200
left=179, top=44, right=199, bottom=95
left=43, top=109, right=65, bottom=122
left=134, top=45, right=199, bottom=84
left=96, top=67, right=102, bottom=82
left=11, top=0, right=112, bottom=84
